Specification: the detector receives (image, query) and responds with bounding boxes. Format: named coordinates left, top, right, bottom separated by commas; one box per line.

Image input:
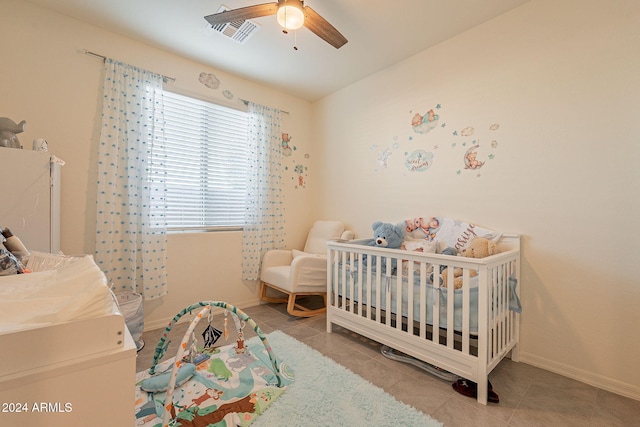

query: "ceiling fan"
left=204, top=0, right=348, bottom=49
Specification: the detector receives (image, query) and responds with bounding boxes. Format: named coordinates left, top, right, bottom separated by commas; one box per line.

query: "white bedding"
left=0, top=255, right=114, bottom=332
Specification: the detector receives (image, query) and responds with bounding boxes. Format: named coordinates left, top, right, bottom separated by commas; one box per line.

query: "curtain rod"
left=84, top=50, right=288, bottom=114
left=239, top=98, right=289, bottom=115
left=82, top=49, right=176, bottom=83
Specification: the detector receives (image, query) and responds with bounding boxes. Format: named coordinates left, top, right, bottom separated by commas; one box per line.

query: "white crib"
left=326, top=234, right=521, bottom=404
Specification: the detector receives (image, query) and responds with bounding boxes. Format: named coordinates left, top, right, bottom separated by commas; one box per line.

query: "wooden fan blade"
left=204, top=3, right=278, bottom=26
left=303, top=6, right=348, bottom=49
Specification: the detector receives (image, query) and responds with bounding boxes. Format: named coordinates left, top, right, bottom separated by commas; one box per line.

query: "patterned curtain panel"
left=242, top=103, right=284, bottom=280
left=95, top=59, right=168, bottom=300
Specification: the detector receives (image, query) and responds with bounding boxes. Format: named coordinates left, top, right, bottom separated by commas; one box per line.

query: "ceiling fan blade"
left=204, top=3, right=278, bottom=26
left=303, top=6, right=348, bottom=49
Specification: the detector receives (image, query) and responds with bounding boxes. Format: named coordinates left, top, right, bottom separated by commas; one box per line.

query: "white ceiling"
left=25, top=0, right=530, bottom=101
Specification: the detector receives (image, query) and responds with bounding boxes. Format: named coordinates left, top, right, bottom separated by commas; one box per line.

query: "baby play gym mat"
left=134, top=301, right=293, bottom=427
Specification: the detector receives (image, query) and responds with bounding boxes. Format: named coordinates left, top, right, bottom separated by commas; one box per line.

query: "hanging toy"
left=235, top=331, right=246, bottom=354
left=188, top=331, right=199, bottom=363
left=202, top=310, right=223, bottom=348
left=223, top=311, right=230, bottom=340
left=234, top=320, right=246, bottom=354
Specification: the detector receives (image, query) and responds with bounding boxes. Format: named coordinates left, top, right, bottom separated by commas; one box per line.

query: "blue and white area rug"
left=252, top=330, right=443, bottom=427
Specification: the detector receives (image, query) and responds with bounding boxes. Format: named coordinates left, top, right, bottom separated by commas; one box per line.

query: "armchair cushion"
left=261, top=254, right=327, bottom=293
left=303, top=221, right=345, bottom=255
left=292, top=249, right=320, bottom=259
left=289, top=255, right=327, bottom=291
left=261, top=249, right=293, bottom=269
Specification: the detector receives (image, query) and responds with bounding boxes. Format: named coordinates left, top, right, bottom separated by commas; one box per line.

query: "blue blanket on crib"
left=335, top=262, right=521, bottom=333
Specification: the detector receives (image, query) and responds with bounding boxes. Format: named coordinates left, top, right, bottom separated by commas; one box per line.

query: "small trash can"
left=116, top=292, right=145, bottom=351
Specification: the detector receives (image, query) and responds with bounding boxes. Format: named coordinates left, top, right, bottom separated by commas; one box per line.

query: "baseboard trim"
left=520, top=351, right=640, bottom=401
left=143, top=298, right=263, bottom=332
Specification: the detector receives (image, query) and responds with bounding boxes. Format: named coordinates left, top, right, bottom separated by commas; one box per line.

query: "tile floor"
left=136, top=302, right=640, bottom=427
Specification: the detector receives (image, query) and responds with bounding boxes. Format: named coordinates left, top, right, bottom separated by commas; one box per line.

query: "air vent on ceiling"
left=207, top=5, right=260, bottom=44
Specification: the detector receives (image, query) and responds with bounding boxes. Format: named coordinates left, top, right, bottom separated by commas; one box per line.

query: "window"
left=153, top=90, right=249, bottom=230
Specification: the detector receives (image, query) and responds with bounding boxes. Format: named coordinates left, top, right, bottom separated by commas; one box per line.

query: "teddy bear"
left=363, top=221, right=405, bottom=273
left=369, top=221, right=405, bottom=249
left=439, top=237, right=498, bottom=289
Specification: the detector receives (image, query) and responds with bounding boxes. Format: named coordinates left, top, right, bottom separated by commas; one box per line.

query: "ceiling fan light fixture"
left=277, top=1, right=305, bottom=30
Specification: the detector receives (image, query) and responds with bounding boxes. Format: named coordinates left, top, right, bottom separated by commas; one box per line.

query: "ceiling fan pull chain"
left=294, top=30, right=299, bottom=50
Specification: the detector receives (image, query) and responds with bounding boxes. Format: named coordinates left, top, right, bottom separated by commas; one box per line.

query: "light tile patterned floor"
left=136, top=302, right=640, bottom=427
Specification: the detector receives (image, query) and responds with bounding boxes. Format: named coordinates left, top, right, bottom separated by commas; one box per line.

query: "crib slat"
left=335, top=249, right=340, bottom=307
left=375, top=256, right=382, bottom=323
left=348, top=251, right=355, bottom=313
left=385, top=257, right=392, bottom=327
left=365, top=254, right=372, bottom=320
left=395, top=256, right=402, bottom=331
left=446, top=267, right=455, bottom=349
left=407, top=260, right=414, bottom=331
left=419, top=262, right=427, bottom=339
left=477, top=266, right=489, bottom=384
left=356, top=253, right=363, bottom=317
left=502, top=266, right=508, bottom=350
left=432, top=263, right=440, bottom=343
left=461, top=269, right=470, bottom=354
left=491, top=266, right=499, bottom=359
left=508, top=261, right=516, bottom=344
left=340, top=251, right=347, bottom=309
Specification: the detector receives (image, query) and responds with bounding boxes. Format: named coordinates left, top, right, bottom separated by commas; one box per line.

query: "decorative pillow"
left=140, top=363, right=196, bottom=393
left=404, top=216, right=501, bottom=252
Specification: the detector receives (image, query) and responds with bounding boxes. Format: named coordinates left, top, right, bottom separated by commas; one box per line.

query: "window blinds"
left=155, top=91, right=249, bottom=229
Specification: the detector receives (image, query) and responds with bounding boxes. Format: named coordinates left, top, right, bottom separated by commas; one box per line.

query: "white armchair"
left=260, top=220, right=354, bottom=317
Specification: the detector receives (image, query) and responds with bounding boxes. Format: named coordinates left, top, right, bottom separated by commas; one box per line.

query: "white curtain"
left=95, top=59, right=168, bottom=300
left=242, top=102, right=284, bottom=280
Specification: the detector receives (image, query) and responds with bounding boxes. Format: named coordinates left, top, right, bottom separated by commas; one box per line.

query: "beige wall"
left=313, top=0, right=640, bottom=400
left=2, top=0, right=316, bottom=329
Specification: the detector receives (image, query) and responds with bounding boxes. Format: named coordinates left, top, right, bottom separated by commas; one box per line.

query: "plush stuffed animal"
left=440, top=237, right=498, bottom=289
left=363, top=221, right=405, bottom=273
left=370, top=221, right=405, bottom=249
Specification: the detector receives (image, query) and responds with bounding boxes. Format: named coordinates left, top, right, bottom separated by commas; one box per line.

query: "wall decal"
left=198, top=72, right=220, bottom=89
left=411, top=108, right=440, bottom=134
left=378, top=147, right=392, bottom=168
left=463, top=144, right=484, bottom=170
left=281, top=133, right=293, bottom=157
left=460, top=126, right=474, bottom=136
left=281, top=132, right=308, bottom=190
left=365, top=103, right=506, bottom=177
left=371, top=135, right=405, bottom=172
left=404, top=149, right=434, bottom=172
left=376, top=147, right=392, bottom=169
left=293, top=164, right=307, bottom=189
left=454, top=123, right=501, bottom=177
